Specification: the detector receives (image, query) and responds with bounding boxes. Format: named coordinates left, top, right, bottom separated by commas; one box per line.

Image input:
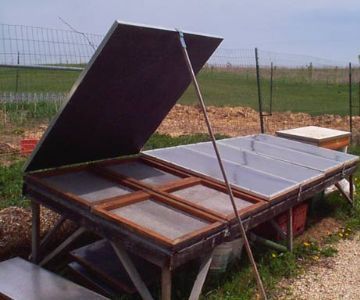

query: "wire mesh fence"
left=0, top=23, right=359, bottom=161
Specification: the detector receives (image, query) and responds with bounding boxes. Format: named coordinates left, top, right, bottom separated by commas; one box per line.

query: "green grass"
left=179, top=70, right=354, bottom=115
left=1, top=67, right=358, bottom=117
left=0, top=67, right=79, bottom=93
left=0, top=159, right=28, bottom=209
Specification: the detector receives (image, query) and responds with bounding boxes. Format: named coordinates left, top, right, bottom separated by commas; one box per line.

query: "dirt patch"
left=158, top=105, right=359, bottom=139
left=296, top=217, right=342, bottom=245
left=1, top=105, right=359, bottom=158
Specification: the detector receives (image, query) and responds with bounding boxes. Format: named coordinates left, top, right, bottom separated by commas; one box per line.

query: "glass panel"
left=220, top=137, right=339, bottom=172
left=252, top=134, right=357, bottom=164
left=146, top=147, right=298, bottom=199
left=186, top=143, right=323, bottom=183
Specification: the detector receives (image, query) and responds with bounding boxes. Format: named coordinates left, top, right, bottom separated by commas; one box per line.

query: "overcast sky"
left=1, top=0, right=359, bottom=63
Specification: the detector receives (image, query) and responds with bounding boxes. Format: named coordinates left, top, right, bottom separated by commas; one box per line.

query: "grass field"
left=1, top=67, right=359, bottom=117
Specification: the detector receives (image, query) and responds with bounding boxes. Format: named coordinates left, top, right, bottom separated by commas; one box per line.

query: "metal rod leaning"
left=349, top=62, right=352, bottom=140
left=177, top=30, right=267, bottom=300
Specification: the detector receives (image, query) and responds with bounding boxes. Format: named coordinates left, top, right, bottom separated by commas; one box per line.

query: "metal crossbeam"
left=111, top=241, right=154, bottom=300
left=188, top=251, right=214, bottom=300
left=39, top=226, right=86, bottom=266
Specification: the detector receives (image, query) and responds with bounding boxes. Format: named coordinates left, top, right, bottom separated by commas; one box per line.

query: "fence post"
left=269, top=62, right=274, bottom=115
left=15, top=52, right=20, bottom=93
left=255, top=48, right=265, bottom=134
left=349, top=62, right=352, bottom=141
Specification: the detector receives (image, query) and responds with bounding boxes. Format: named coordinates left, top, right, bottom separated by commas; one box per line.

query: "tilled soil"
left=157, top=105, right=360, bottom=140
left=274, top=232, right=360, bottom=300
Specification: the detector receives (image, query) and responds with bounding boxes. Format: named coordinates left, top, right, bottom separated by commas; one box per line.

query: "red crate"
left=20, top=138, right=39, bottom=155
left=253, top=202, right=309, bottom=240
left=276, top=202, right=308, bottom=240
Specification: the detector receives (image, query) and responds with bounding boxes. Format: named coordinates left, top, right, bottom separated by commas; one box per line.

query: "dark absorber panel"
left=24, top=22, right=222, bottom=172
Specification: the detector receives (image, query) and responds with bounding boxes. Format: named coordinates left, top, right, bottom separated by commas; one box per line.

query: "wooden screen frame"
left=93, top=191, right=225, bottom=248
left=158, top=180, right=265, bottom=221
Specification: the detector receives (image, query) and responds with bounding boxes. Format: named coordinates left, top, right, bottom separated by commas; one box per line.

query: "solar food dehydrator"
left=22, top=21, right=359, bottom=300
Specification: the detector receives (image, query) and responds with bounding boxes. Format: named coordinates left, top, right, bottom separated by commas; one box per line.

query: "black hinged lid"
left=24, top=21, right=222, bottom=172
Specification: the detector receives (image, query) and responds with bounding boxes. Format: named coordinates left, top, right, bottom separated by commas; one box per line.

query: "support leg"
left=269, top=219, right=287, bottom=240
left=161, top=266, right=172, bottom=300
left=39, top=226, right=85, bottom=266
left=29, top=215, right=66, bottom=261
left=111, top=241, right=153, bottom=300
left=349, top=175, right=354, bottom=203
left=188, top=251, right=213, bottom=300
left=31, top=201, right=40, bottom=264
left=287, top=208, right=293, bottom=252
left=335, top=181, right=353, bottom=206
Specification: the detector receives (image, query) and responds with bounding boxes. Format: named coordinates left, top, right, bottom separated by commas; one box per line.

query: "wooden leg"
left=31, top=201, right=40, bottom=264
left=188, top=251, right=213, bottom=300
left=39, top=226, right=85, bottom=266
left=111, top=241, right=154, bottom=300
left=287, top=208, right=293, bottom=252
left=161, top=266, right=172, bottom=300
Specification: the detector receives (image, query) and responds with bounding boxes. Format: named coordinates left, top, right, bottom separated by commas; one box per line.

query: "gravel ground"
left=275, top=232, right=360, bottom=300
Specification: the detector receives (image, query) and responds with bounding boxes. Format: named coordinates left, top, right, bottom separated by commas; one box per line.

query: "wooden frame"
left=94, top=191, right=225, bottom=249
left=25, top=170, right=142, bottom=210
left=158, top=179, right=266, bottom=221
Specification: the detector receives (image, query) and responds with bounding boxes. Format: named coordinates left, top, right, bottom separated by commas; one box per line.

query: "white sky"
left=1, top=0, right=359, bottom=62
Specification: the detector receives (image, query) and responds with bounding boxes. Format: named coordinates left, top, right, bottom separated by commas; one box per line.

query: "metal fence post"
left=269, top=62, right=274, bottom=115
left=255, top=48, right=265, bottom=133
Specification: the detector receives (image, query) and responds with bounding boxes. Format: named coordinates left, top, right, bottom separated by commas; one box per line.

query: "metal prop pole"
left=177, top=31, right=267, bottom=300
left=349, top=62, right=353, bottom=140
